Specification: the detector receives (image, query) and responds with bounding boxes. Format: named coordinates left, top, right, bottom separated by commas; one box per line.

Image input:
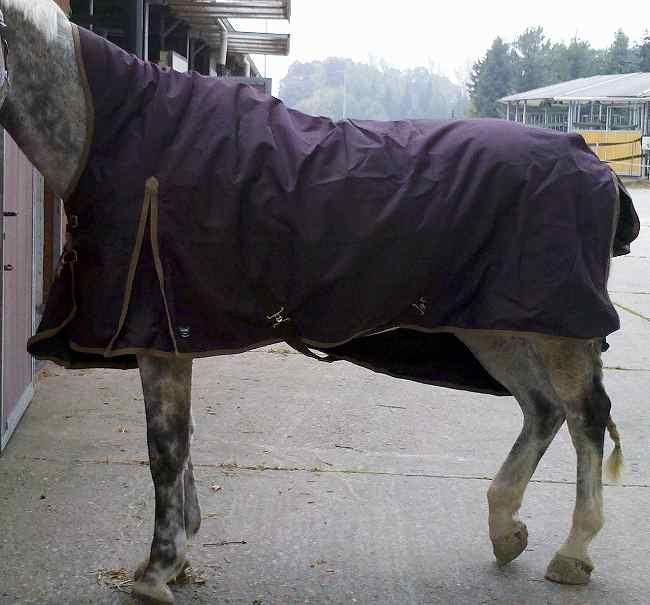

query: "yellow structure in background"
left=578, top=130, right=642, bottom=177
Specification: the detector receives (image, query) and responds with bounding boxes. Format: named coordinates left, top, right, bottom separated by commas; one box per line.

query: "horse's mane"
left=2, top=0, right=63, bottom=41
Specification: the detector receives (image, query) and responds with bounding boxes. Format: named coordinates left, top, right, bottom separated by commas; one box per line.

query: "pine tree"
left=639, top=31, right=650, bottom=72
left=468, top=37, right=514, bottom=117
left=565, top=38, right=598, bottom=79
left=607, top=29, right=636, bottom=73
left=548, top=42, right=570, bottom=83
left=513, top=27, right=552, bottom=91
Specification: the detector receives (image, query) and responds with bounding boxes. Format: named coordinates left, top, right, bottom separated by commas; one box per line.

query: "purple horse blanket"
left=28, top=26, right=640, bottom=395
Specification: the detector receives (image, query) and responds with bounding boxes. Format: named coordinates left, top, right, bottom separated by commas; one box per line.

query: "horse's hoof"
left=132, top=579, right=174, bottom=604
left=134, top=560, right=190, bottom=583
left=169, top=561, right=192, bottom=585
left=545, top=554, right=593, bottom=585
left=134, top=560, right=148, bottom=581
left=492, top=521, right=528, bottom=565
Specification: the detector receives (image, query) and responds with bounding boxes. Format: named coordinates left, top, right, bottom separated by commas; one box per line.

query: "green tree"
left=278, top=58, right=467, bottom=121
left=513, top=27, right=552, bottom=91
left=565, top=38, right=599, bottom=78
left=607, top=29, right=636, bottom=73
left=639, top=31, right=650, bottom=71
left=278, top=62, right=321, bottom=108
left=468, top=37, right=514, bottom=117
left=467, top=26, right=644, bottom=111
left=547, top=42, right=570, bottom=82
left=590, top=48, right=610, bottom=75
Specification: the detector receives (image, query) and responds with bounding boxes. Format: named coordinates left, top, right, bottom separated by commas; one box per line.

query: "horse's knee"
left=144, top=401, right=192, bottom=483
left=148, top=441, right=188, bottom=484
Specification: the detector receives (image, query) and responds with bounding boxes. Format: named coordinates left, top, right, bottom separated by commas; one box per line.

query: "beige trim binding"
left=69, top=326, right=600, bottom=362
left=27, top=25, right=93, bottom=355
left=26, top=263, right=78, bottom=348
left=64, top=24, right=95, bottom=204
left=105, top=182, right=154, bottom=352
left=68, top=337, right=282, bottom=361
left=147, top=177, right=180, bottom=355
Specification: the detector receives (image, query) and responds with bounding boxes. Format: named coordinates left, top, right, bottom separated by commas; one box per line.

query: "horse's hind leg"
left=459, top=332, right=611, bottom=584
left=132, top=354, right=197, bottom=605
left=456, top=332, right=566, bottom=565
left=541, top=340, right=611, bottom=585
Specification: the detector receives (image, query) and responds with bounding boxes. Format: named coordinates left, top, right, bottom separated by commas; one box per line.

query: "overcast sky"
left=232, top=0, right=648, bottom=94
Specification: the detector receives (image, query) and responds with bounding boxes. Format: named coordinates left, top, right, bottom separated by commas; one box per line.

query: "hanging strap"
left=284, top=333, right=337, bottom=363
left=251, top=283, right=336, bottom=363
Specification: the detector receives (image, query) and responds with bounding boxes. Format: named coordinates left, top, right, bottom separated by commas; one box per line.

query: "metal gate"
left=1, top=133, right=36, bottom=451
left=578, top=130, right=643, bottom=177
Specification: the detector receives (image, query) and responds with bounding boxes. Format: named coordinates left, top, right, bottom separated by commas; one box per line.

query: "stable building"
left=0, top=0, right=291, bottom=451
left=500, top=73, right=650, bottom=178
left=70, top=1, right=291, bottom=88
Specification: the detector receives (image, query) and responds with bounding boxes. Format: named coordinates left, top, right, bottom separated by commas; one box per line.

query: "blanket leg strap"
left=253, top=282, right=337, bottom=363
left=283, top=334, right=336, bottom=363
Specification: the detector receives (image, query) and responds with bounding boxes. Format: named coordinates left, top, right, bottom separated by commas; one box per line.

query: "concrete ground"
left=1, top=189, right=649, bottom=605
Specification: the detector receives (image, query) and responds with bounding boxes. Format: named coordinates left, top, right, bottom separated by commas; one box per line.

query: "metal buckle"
left=411, top=297, right=428, bottom=316
left=62, top=249, right=78, bottom=265
left=267, top=307, right=291, bottom=328
left=55, top=248, right=77, bottom=277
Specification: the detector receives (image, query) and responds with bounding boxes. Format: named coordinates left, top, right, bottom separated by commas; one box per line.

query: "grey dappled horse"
left=0, top=1, right=625, bottom=602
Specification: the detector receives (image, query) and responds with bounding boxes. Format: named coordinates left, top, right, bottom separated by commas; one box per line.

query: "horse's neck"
left=0, top=2, right=87, bottom=198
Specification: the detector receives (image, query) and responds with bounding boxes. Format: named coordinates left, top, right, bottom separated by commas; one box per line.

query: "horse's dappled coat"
left=28, top=25, right=639, bottom=395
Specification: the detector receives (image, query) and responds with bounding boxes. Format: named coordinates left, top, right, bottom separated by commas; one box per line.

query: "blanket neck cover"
left=28, top=26, right=640, bottom=395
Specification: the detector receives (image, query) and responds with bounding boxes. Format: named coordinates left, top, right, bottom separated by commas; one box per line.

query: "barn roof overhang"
left=167, top=0, right=291, bottom=21
left=501, top=97, right=650, bottom=109
left=499, top=73, right=650, bottom=105
left=192, top=30, right=290, bottom=55
left=554, top=96, right=650, bottom=103
left=167, top=0, right=291, bottom=56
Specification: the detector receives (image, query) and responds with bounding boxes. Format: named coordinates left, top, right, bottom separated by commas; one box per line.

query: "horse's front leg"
left=132, top=354, right=197, bottom=604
